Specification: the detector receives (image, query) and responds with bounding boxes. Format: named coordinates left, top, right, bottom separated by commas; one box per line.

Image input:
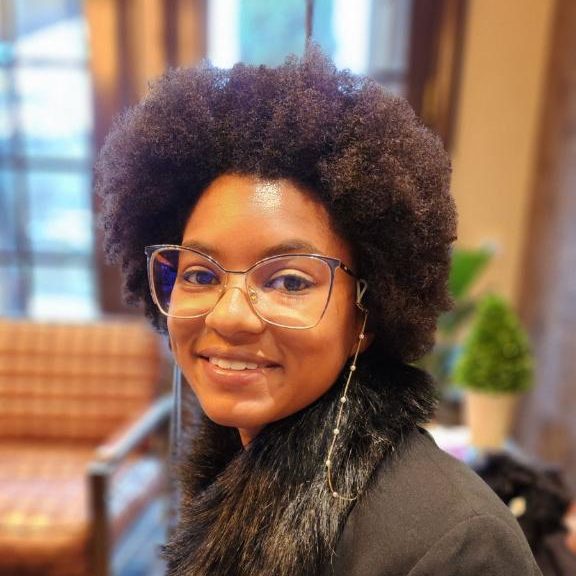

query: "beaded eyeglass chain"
left=325, top=280, right=368, bottom=500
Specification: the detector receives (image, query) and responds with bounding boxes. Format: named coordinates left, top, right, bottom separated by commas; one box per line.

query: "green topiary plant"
left=453, top=293, right=534, bottom=394
left=418, top=245, right=493, bottom=391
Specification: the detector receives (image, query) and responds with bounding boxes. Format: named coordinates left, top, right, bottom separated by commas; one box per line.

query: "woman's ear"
left=349, top=329, right=374, bottom=356
left=359, top=331, right=374, bottom=354
left=349, top=305, right=373, bottom=357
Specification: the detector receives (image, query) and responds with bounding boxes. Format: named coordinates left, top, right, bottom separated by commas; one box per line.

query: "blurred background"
left=1, top=0, right=575, bottom=574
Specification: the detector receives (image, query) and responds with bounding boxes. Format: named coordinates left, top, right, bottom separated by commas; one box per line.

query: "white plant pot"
left=465, top=390, right=519, bottom=450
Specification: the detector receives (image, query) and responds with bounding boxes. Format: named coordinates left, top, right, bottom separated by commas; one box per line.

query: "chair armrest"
left=86, top=393, right=172, bottom=576
left=92, top=393, right=172, bottom=470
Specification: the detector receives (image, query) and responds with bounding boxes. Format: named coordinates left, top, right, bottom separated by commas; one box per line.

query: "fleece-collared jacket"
left=163, top=359, right=542, bottom=576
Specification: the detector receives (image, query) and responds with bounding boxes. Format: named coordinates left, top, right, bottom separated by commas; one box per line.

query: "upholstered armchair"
left=0, top=318, right=171, bottom=576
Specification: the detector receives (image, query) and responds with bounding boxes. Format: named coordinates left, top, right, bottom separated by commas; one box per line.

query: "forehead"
left=182, top=174, right=353, bottom=266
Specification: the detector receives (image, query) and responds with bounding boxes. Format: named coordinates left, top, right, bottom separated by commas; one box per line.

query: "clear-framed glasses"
left=145, top=244, right=366, bottom=330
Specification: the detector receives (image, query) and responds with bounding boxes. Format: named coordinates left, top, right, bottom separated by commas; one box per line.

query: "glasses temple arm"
left=356, top=279, right=368, bottom=310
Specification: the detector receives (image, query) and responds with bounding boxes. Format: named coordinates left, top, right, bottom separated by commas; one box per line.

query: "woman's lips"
left=197, top=348, right=280, bottom=369
left=209, top=357, right=260, bottom=371
left=199, top=356, right=279, bottom=387
left=195, top=347, right=281, bottom=387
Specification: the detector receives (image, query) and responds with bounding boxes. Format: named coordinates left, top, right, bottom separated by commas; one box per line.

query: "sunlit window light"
left=207, top=0, right=241, bottom=67
left=332, top=0, right=371, bottom=73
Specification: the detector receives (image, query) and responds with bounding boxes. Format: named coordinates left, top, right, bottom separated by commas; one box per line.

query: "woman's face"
left=168, top=174, right=364, bottom=445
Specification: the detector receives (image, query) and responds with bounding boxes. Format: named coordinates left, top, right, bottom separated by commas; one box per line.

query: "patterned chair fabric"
left=0, top=320, right=163, bottom=442
left=0, top=318, right=169, bottom=575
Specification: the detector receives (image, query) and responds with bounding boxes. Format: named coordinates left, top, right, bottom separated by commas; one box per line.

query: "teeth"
left=209, top=357, right=259, bottom=370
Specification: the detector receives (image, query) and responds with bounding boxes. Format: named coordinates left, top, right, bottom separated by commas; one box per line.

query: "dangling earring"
left=325, top=280, right=369, bottom=500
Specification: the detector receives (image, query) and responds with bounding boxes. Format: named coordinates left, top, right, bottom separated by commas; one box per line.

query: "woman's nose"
left=204, top=281, right=266, bottom=336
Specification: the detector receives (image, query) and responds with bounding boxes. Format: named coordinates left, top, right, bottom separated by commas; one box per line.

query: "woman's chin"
left=200, top=401, right=268, bottom=438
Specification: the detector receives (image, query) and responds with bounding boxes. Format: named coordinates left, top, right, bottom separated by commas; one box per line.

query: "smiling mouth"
left=209, top=357, right=259, bottom=371
left=201, top=356, right=278, bottom=371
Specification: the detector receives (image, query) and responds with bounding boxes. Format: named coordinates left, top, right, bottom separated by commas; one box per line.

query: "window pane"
left=0, top=265, right=23, bottom=315
left=27, top=171, right=93, bottom=253
left=0, top=168, right=17, bottom=251
left=0, top=44, right=13, bottom=67
left=212, top=0, right=380, bottom=73
left=239, top=0, right=305, bottom=66
left=0, top=1, right=15, bottom=65
left=30, top=263, right=98, bottom=319
left=369, top=0, right=412, bottom=73
left=209, top=0, right=409, bottom=92
left=16, top=66, right=93, bottom=159
left=0, top=70, right=15, bottom=154
left=14, top=1, right=87, bottom=62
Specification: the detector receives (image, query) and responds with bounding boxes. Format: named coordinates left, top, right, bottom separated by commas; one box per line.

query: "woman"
left=96, top=49, right=541, bottom=575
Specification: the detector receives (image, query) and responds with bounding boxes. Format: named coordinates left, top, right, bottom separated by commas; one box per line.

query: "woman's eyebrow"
left=260, top=240, right=321, bottom=258
left=180, top=239, right=322, bottom=260
left=181, top=240, right=219, bottom=257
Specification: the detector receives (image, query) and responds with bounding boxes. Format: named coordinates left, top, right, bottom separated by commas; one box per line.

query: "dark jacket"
left=324, top=427, right=542, bottom=576
left=165, top=362, right=542, bottom=576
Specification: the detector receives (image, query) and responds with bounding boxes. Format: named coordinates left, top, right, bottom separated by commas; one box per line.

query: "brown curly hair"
left=95, top=47, right=457, bottom=363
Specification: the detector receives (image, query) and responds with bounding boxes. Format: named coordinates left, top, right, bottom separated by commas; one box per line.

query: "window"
left=207, top=0, right=412, bottom=95
left=0, top=0, right=97, bottom=319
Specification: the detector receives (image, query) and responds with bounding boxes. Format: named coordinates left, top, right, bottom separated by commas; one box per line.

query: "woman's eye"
left=266, top=274, right=313, bottom=292
left=181, top=268, right=219, bottom=286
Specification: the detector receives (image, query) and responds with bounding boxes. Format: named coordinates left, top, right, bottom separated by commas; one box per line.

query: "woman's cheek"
left=167, top=317, right=197, bottom=366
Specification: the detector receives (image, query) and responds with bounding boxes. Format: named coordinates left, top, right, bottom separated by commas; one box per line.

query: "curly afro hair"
left=95, top=47, right=457, bottom=363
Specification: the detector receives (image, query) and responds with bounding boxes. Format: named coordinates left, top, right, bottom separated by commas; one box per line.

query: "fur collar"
left=163, top=356, right=435, bottom=576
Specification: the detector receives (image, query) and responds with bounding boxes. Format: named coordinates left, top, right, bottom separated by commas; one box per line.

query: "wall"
left=514, top=0, right=576, bottom=492
left=450, top=0, right=555, bottom=302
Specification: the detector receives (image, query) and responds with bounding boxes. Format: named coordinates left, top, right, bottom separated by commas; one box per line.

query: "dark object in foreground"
left=475, top=452, right=576, bottom=576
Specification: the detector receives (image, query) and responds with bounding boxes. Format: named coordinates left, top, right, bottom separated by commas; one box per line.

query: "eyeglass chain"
left=325, top=281, right=368, bottom=501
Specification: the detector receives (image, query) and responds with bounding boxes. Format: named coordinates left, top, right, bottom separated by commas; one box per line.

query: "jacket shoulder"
left=325, top=428, right=542, bottom=576
left=407, top=513, right=541, bottom=576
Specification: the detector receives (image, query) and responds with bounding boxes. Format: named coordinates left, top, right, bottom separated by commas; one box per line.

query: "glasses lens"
left=150, top=248, right=223, bottom=317
left=248, top=255, right=333, bottom=328
left=149, top=249, right=335, bottom=327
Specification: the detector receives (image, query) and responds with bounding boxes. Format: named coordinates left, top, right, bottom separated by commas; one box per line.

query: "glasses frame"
left=144, top=244, right=366, bottom=330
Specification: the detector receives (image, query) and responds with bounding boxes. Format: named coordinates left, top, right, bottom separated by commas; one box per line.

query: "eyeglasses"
left=145, top=245, right=366, bottom=329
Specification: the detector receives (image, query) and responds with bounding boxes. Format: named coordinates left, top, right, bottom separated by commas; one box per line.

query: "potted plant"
left=419, top=246, right=493, bottom=424
left=453, top=293, right=534, bottom=449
